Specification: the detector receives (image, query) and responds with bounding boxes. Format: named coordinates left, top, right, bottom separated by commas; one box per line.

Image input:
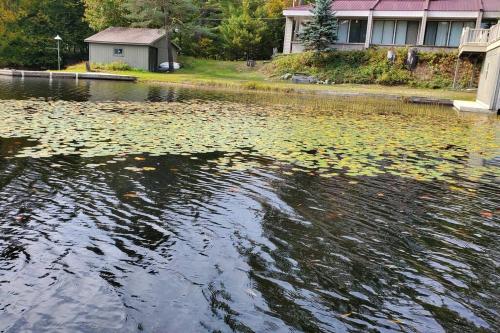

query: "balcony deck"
left=458, top=24, right=500, bottom=55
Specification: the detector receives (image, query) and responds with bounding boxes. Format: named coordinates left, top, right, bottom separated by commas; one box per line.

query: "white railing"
left=460, top=23, right=500, bottom=48
left=487, top=23, right=500, bottom=44
left=460, top=27, right=490, bottom=46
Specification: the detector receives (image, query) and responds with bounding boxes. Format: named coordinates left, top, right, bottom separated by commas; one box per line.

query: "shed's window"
left=113, top=48, right=124, bottom=57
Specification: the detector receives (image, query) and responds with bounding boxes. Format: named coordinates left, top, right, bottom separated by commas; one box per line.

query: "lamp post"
left=54, top=35, right=62, bottom=70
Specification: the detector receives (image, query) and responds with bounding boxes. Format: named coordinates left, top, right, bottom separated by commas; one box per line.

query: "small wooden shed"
left=85, top=27, right=179, bottom=72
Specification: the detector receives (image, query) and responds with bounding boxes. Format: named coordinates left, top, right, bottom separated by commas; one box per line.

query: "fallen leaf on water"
left=376, top=192, right=384, bottom=197
left=124, top=167, right=142, bottom=172
left=123, top=192, right=138, bottom=199
left=142, top=167, right=156, bottom=171
left=134, top=157, right=145, bottom=161
left=480, top=211, right=493, bottom=219
left=449, top=185, right=466, bottom=193
left=341, top=312, right=352, bottom=318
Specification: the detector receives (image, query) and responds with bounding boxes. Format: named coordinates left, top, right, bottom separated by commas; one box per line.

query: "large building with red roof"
left=283, top=0, right=500, bottom=53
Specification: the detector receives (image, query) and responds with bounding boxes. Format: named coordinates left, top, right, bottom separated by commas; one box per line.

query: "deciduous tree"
left=83, top=0, right=130, bottom=31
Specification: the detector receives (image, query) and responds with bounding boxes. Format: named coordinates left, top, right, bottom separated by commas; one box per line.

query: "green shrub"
left=91, top=61, right=132, bottom=71
left=376, top=68, right=412, bottom=85
left=265, top=48, right=480, bottom=89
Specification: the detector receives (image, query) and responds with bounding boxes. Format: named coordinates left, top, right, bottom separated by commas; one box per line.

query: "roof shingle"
left=85, top=27, right=166, bottom=46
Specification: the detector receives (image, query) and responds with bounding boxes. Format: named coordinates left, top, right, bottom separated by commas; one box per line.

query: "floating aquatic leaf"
left=480, top=211, right=493, bottom=219
left=124, top=167, right=143, bottom=172
left=0, top=99, right=497, bottom=184
left=123, top=192, right=138, bottom=198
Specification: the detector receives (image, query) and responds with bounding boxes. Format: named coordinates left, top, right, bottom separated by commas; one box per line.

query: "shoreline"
left=57, top=60, right=477, bottom=102
left=137, top=79, right=459, bottom=106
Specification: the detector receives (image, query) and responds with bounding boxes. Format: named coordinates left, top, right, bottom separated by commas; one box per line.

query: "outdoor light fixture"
left=54, top=35, right=62, bottom=70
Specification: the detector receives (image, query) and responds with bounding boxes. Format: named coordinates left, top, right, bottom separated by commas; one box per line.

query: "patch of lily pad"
left=0, top=99, right=498, bottom=183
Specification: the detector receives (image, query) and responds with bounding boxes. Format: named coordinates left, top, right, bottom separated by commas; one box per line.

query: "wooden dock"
left=0, top=69, right=137, bottom=81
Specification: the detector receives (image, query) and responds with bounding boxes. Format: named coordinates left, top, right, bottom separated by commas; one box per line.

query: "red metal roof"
left=285, top=0, right=500, bottom=12
left=482, top=0, right=500, bottom=11
left=331, top=0, right=379, bottom=10
left=427, top=0, right=483, bottom=11
left=375, top=0, right=426, bottom=11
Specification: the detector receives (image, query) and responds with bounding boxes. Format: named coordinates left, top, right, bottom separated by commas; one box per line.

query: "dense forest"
left=0, top=0, right=308, bottom=69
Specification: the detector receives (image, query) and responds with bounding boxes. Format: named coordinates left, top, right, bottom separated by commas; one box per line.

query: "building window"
left=113, top=48, right=124, bottom=57
left=424, top=21, right=475, bottom=47
left=336, top=19, right=368, bottom=44
left=349, top=20, right=367, bottom=43
left=372, top=20, right=419, bottom=45
left=337, top=20, right=349, bottom=43
left=481, top=20, right=498, bottom=29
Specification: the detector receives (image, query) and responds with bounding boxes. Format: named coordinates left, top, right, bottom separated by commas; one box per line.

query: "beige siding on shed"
left=152, top=38, right=177, bottom=66
left=89, top=43, right=150, bottom=70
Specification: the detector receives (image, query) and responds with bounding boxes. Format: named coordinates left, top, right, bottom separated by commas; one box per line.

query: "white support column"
left=417, top=11, right=428, bottom=45
left=476, top=11, right=483, bottom=29
left=365, top=10, right=374, bottom=48
left=283, top=17, right=294, bottom=54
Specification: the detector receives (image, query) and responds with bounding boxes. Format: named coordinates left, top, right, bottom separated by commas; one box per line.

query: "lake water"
left=0, top=77, right=499, bottom=333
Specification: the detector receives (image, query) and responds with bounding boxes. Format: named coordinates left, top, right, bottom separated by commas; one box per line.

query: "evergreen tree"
left=299, top=0, right=337, bottom=51
left=219, top=0, right=267, bottom=59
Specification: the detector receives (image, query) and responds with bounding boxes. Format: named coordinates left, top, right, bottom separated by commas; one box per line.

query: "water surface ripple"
left=0, top=90, right=499, bottom=333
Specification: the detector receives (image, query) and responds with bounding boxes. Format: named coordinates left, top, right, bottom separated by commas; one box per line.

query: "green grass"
left=60, top=57, right=476, bottom=101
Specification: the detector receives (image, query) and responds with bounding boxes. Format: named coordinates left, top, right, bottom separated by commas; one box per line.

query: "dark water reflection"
left=0, top=76, right=255, bottom=103
left=0, top=78, right=499, bottom=333
left=1, top=148, right=498, bottom=332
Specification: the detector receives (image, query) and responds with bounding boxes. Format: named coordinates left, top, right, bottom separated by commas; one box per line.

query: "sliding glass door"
left=371, top=20, right=419, bottom=45
left=335, top=19, right=368, bottom=44
left=425, top=21, right=475, bottom=47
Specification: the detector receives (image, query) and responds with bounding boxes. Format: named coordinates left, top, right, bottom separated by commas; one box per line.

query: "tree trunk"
left=166, top=31, right=174, bottom=73
left=164, top=9, right=174, bottom=73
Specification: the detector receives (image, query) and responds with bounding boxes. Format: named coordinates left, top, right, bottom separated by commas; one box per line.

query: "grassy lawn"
left=61, top=57, right=476, bottom=101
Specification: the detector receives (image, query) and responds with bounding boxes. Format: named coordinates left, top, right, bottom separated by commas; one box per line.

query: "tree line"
left=0, top=0, right=306, bottom=69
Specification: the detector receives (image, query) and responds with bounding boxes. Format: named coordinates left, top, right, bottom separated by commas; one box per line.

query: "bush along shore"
left=265, top=48, right=481, bottom=89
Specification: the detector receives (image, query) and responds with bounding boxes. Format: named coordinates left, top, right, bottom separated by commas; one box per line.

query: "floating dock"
left=0, top=69, right=137, bottom=81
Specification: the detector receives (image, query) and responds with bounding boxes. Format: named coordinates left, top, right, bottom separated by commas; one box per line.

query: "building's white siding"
left=89, top=43, right=150, bottom=70
left=477, top=45, right=500, bottom=110
left=283, top=17, right=294, bottom=54
left=282, top=9, right=499, bottom=54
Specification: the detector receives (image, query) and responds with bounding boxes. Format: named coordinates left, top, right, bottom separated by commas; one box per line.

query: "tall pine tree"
left=299, top=0, right=337, bottom=52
